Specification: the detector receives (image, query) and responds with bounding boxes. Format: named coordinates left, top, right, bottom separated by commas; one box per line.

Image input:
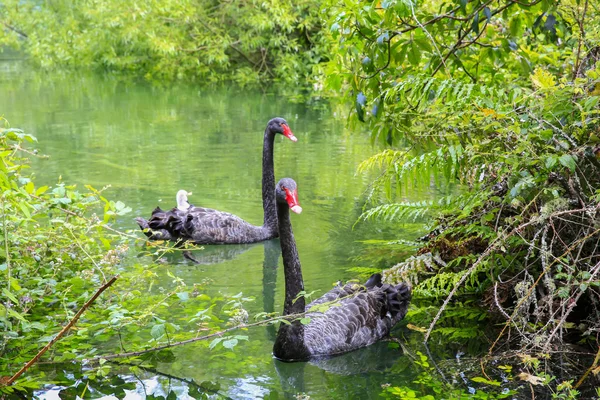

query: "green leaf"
left=150, top=324, right=165, bottom=340
left=300, top=317, right=311, bottom=325
left=176, top=292, right=189, bottom=301
left=18, top=202, right=31, bottom=219
left=35, top=185, right=48, bottom=196
left=209, top=337, right=223, bottom=350
left=222, top=338, right=238, bottom=349
left=584, top=96, right=599, bottom=111
left=10, top=278, right=20, bottom=291
left=483, top=7, right=491, bottom=22
left=471, top=12, right=480, bottom=35
left=407, top=41, right=421, bottom=66
left=510, top=16, right=522, bottom=37
left=2, top=288, right=19, bottom=304
left=414, top=36, right=432, bottom=53
left=356, top=92, right=367, bottom=122
left=8, top=308, right=27, bottom=322
left=471, top=376, right=501, bottom=386
left=559, top=154, right=576, bottom=171
left=545, top=156, right=557, bottom=169
left=24, top=181, right=34, bottom=194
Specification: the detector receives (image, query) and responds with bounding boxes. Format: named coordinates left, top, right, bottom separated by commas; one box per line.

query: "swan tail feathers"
left=365, top=273, right=382, bottom=289
left=166, top=214, right=186, bottom=237
left=135, top=216, right=173, bottom=241
left=151, top=206, right=164, bottom=216
left=382, top=283, right=411, bottom=323
left=135, top=217, right=150, bottom=232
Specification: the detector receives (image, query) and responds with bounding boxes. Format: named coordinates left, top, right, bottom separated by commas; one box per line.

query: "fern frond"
left=358, top=144, right=466, bottom=207
left=383, top=75, right=518, bottom=114
left=357, top=149, right=406, bottom=174
left=358, top=201, right=433, bottom=224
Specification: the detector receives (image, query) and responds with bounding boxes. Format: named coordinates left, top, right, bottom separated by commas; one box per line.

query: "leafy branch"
left=1, top=276, right=118, bottom=386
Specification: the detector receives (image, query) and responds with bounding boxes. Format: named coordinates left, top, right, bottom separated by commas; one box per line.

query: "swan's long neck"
left=277, top=203, right=305, bottom=316
left=262, top=130, right=278, bottom=234
left=273, top=202, right=309, bottom=360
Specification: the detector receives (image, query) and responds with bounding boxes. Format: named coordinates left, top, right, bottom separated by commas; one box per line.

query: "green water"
left=1, top=60, right=435, bottom=399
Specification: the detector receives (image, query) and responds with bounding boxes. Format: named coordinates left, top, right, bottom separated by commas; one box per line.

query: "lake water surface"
left=1, top=59, right=436, bottom=399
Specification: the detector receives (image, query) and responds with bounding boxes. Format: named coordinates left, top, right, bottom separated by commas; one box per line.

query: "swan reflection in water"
left=273, top=340, right=406, bottom=399
left=143, top=242, right=257, bottom=266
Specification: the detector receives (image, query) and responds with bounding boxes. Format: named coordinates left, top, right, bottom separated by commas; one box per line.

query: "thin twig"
left=489, top=224, right=600, bottom=355
left=1, top=21, right=28, bottom=38
left=3, top=276, right=118, bottom=386
left=424, top=205, right=600, bottom=343
left=574, top=345, right=600, bottom=388
left=1, top=196, right=10, bottom=294
left=544, top=261, right=600, bottom=346
left=66, top=228, right=106, bottom=282
left=573, top=0, right=590, bottom=80
left=360, top=33, right=397, bottom=80
left=83, top=313, right=304, bottom=362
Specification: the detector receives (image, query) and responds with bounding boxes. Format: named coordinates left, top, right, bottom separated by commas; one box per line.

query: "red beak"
left=284, top=188, right=302, bottom=214
left=282, top=124, right=298, bottom=142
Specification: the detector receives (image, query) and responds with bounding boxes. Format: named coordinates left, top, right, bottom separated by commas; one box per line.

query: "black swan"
left=134, top=190, right=193, bottom=241
left=272, top=178, right=411, bottom=361
left=136, top=118, right=296, bottom=244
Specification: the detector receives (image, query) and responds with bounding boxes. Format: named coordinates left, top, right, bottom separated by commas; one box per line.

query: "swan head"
left=176, top=190, right=192, bottom=211
left=276, top=178, right=302, bottom=214
left=267, top=117, right=297, bottom=142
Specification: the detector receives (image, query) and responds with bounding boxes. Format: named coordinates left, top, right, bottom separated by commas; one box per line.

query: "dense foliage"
left=324, top=0, right=600, bottom=391
left=0, top=0, right=329, bottom=86
left=3, top=0, right=600, bottom=396
left=0, top=124, right=256, bottom=395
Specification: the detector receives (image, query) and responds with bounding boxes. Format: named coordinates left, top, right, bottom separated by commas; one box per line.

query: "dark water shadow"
left=262, top=239, right=281, bottom=341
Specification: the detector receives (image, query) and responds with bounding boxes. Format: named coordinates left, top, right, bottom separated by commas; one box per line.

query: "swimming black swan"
left=136, top=118, right=296, bottom=243
left=134, top=190, right=193, bottom=241
left=272, top=178, right=411, bottom=361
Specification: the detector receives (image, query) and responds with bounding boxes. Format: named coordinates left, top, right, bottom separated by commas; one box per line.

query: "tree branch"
left=83, top=313, right=305, bottom=362
left=3, top=276, right=118, bottom=386
left=573, top=0, right=589, bottom=80
left=1, top=21, right=28, bottom=38
left=424, top=204, right=600, bottom=343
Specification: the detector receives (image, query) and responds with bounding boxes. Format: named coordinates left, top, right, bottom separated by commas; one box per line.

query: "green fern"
left=358, top=201, right=433, bottom=224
